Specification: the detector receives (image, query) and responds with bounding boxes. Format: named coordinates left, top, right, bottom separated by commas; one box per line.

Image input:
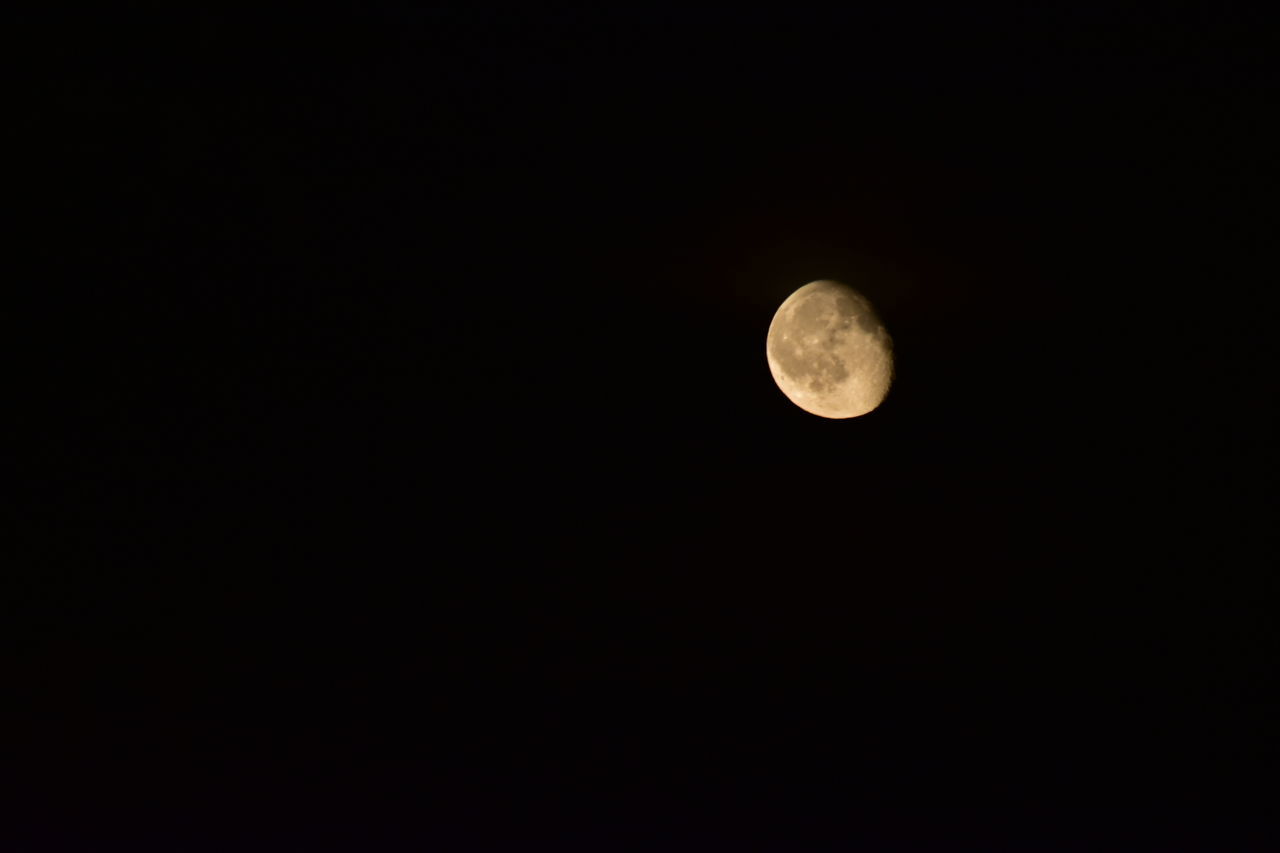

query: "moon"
left=766, top=280, right=894, bottom=418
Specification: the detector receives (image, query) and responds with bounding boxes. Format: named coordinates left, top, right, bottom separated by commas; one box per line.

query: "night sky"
left=17, top=6, right=1277, bottom=849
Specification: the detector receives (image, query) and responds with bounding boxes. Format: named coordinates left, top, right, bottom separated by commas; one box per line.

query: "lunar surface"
left=766, top=280, right=893, bottom=418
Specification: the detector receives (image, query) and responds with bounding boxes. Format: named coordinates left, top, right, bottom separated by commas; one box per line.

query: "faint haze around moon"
left=766, top=280, right=894, bottom=418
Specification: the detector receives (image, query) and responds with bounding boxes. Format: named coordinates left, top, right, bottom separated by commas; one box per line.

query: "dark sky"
left=16, top=5, right=1276, bottom=849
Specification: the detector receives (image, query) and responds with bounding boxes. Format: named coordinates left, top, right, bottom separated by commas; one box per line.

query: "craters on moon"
left=766, top=280, right=893, bottom=418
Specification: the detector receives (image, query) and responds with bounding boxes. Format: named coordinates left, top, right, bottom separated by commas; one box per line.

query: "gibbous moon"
left=766, top=280, right=893, bottom=418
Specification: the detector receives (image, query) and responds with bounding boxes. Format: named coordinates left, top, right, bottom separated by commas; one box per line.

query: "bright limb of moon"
left=766, top=280, right=893, bottom=418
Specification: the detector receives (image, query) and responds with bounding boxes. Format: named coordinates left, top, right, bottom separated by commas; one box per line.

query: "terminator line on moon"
left=766, top=280, right=894, bottom=418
